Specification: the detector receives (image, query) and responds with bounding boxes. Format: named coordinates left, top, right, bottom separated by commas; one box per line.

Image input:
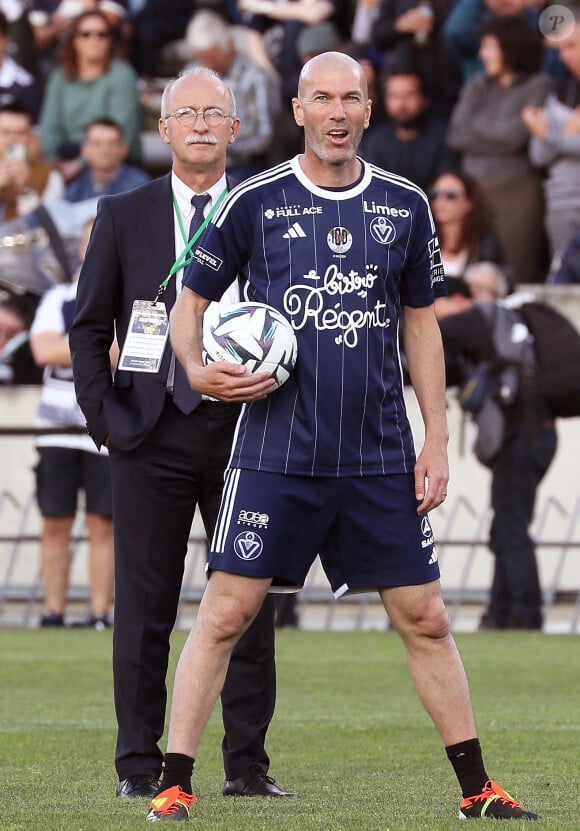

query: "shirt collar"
left=171, top=170, right=228, bottom=219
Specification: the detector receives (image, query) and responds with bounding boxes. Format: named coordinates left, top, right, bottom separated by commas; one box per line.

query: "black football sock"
left=446, top=738, right=489, bottom=798
left=157, top=753, right=194, bottom=794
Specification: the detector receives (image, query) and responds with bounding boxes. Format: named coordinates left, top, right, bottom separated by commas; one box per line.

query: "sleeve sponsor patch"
left=428, top=236, right=445, bottom=285
left=193, top=246, right=223, bottom=272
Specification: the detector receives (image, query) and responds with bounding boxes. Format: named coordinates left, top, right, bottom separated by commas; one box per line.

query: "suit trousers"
left=109, top=397, right=276, bottom=780
left=488, top=425, right=557, bottom=627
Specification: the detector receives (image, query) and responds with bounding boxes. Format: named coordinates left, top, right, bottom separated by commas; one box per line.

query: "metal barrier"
left=2, top=391, right=579, bottom=633
left=1, top=487, right=579, bottom=632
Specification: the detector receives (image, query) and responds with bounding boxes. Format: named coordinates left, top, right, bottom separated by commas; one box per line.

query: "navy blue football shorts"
left=208, top=469, right=440, bottom=596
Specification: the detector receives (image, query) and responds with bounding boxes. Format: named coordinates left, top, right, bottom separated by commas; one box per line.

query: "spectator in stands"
left=295, top=19, right=342, bottom=63
left=362, top=69, right=456, bottom=191
left=0, top=101, right=64, bottom=222
left=549, top=229, right=580, bottom=284
left=65, top=117, right=149, bottom=202
left=438, top=261, right=557, bottom=630
left=434, top=258, right=508, bottom=321
left=128, top=0, right=194, bottom=79
left=29, top=0, right=129, bottom=79
left=444, top=0, right=565, bottom=82
left=350, top=0, right=382, bottom=51
left=523, top=19, right=580, bottom=262
left=234, top=0, right=339, bottom=105
left=0, top=10, right=41, bottom=119
left=429, top=170, right=504, bottom=280
left=0, top=0, right=39, bottom=77
left=447, top=15, right=554, bottom=284
left=371, top=0, right=462, bottom=116
left=0, top=288, right=42, bottom=383
left=185, top=10, right=279, bottom=181
left=30, top=216, right=116, bottom=629
left=38, top=9, right=141, bottom=178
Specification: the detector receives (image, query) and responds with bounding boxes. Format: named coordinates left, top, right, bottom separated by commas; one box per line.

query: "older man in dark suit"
left=70, top=67, right=294, bottom=800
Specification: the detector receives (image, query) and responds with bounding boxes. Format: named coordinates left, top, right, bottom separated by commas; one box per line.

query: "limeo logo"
left=238, top=509, right=269, bottom=529
left=363, top=200, right=410, bottom=218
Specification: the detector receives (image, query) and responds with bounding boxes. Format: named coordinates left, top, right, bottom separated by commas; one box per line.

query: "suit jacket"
left=70, top=173, right=180, bottom=451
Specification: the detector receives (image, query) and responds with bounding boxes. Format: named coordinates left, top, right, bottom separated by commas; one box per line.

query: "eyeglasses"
left=429, top=188, right=465, bottom=201
left=165, top=108, right=233, bottom=128
left=76, top=29, right=112, bottom=39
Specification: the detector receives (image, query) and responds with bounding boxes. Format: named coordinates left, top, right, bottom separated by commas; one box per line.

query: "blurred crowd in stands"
left=0, top=0, right=579, bottom=385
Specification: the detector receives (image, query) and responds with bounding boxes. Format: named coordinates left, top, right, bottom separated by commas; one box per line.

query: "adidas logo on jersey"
left=428, top=549, right=438, bottom=565
left=283, top=222, right=307, bottom=239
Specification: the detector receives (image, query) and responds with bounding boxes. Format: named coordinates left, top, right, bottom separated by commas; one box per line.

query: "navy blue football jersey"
left=183, top=157, right=446, bottom=477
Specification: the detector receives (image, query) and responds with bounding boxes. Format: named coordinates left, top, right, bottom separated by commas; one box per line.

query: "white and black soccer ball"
left=203, top=302, right=298, bottom=389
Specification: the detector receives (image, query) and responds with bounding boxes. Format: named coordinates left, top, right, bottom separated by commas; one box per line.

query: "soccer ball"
left=203, top=302, right=298, bottom=389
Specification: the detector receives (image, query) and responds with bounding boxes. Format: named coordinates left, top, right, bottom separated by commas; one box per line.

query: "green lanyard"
left=152, top=185, right=228, bottom=305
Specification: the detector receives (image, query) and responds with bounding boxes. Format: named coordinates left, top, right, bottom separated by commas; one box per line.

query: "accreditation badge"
left=118, top=300, right=169, bottom=373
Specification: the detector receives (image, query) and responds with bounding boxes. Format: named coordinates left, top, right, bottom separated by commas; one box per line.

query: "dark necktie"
left=172, top=193, right=210, bottom=414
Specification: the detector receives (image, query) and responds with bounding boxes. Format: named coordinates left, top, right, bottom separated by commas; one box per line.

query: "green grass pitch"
left=0, top=628, right=578, bottom=830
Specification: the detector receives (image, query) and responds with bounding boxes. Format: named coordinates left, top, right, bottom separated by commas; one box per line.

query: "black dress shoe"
left=116, top=774, right=159, bottom=798
left=223, top=765, right=299, bottom=797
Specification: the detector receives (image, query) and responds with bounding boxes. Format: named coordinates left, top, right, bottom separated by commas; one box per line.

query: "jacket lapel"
left=145, top=173, right=178, bottom=311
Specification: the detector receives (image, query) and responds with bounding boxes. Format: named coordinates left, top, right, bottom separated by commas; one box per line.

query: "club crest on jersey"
left=369, top=216, right=396, bottom=245
left=234, top=531, right=264, bottom=561
left=327, top=226, right=352, bottom=255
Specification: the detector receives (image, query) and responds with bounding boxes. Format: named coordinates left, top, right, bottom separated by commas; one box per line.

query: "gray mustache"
left=185, top=135, right=218, bottom=145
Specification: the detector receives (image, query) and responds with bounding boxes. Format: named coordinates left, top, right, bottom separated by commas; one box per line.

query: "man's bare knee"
left=195, top=573, right=270, bottom=649
left=396, top=603, right=450, bottom=642
left=420, top=605, right=451, bottom=640
left=197, top=594, right=255, bottom=647
left=383, top=584, right=451, bottom=642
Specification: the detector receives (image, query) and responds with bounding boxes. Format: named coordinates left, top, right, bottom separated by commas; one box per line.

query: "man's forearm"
left=404, top=305, right=449, bottom=441
left=170, top=288, right=209, bottom=389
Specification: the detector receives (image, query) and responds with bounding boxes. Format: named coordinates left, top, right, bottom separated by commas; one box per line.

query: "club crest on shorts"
left=234, top=531, right=264, bottom=561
